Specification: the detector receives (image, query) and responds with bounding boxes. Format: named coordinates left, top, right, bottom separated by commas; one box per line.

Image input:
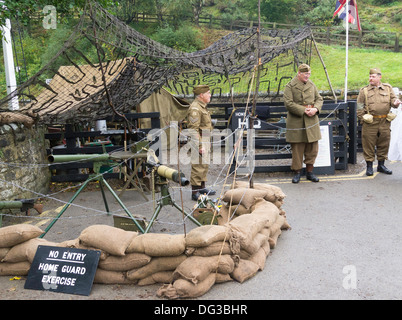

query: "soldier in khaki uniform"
left=284, top=64, right=323, bottom=183
left=356, top=68, right=401, bottom=176
left=186, top=85, right=216, bottom=200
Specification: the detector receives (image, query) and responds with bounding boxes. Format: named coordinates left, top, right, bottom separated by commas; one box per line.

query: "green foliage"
left=151, top=23, right=203, bottom=52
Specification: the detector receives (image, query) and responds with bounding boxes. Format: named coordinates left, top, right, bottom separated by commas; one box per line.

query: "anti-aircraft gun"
left=141, top=149, right=201, bottom=232
left=43, top=148, right=201, bottom=236
left=43, top=151, right=147, bottom=236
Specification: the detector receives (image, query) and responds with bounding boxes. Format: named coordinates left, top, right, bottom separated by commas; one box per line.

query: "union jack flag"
left=333, top=0, right=361, bottom=31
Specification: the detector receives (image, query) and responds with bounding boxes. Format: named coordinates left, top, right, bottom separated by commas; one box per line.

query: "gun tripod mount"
left=41, top=152, right=146, bottom=238
left=144, top=164, right=202, bottom=233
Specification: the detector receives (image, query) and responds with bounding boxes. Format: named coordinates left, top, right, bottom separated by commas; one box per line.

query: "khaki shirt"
left=356, top=83, right=397, bottom=119
left=186, top=97, right=213, bottom=147
left=284, top=77, right=323, bottom=143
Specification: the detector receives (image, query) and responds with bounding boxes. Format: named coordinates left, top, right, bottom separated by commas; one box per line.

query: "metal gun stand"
left=144, top=169, right=201, bottom=233
left=40, top=154, right=145, bottom=238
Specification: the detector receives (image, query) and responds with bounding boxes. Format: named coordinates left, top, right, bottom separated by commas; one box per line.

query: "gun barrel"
left=0, top=201, right=25, bottom=210
left=157, top=165, right=189, bottom=186
left=48, top=154, right=110, bottom=163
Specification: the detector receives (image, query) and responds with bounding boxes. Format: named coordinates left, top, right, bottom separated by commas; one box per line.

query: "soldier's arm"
left=356, top=89, right=366, bottom=120
left=388, top=85, right=401, bottom=107
left=284, top=85, right=306, bottom=117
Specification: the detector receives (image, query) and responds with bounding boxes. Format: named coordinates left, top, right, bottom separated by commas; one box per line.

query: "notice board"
left=25, top=245, right=100, bottom=296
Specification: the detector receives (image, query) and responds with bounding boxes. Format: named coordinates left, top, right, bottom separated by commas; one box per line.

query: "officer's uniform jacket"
left=284, top=77, right=323, bottom=143
left=356, top=82, right=397, bottom=120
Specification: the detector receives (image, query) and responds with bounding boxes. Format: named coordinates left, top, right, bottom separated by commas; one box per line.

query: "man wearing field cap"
left=284, top=63, right=323, bottom=183
left=357, top=68, right=401, bottom=176
left=186, top=85, right=216, bottom=200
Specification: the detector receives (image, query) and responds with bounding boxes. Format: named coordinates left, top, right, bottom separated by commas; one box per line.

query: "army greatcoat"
left=186, top=97, right=213, bottom=186
left=356, top=82, right=398, bottom=162
left=284, top=77, right=323, bottom=143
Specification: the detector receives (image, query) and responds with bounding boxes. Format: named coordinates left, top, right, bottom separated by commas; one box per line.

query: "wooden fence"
left=131, top=12, right=401, bottom=52
left=45, top=101, right=360, bottom=181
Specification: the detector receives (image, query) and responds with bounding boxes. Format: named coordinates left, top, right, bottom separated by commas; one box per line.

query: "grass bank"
left=310, top=43, right=402, bottom=92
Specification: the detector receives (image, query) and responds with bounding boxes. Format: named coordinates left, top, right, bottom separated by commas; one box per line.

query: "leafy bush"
left=151, top=23, right=203, bottom=52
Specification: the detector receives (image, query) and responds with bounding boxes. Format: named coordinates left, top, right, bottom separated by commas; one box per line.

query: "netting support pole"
left=311, top=32, right=337, bottom=102
left=89, top=1, right=133, bottom=133
left=249, top=0, right=262, bottom=188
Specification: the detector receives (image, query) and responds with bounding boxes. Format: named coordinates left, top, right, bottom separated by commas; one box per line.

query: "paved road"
left=1, top=160, right=402, bottom=301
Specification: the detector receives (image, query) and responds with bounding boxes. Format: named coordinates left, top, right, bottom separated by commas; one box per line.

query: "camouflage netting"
left=0, top=1, right=313, bottom=126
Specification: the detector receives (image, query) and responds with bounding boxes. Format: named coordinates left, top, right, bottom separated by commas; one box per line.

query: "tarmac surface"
left=1, top=158, right=402, bottom=301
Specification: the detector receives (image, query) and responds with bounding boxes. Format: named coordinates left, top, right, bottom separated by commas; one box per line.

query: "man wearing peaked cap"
left=357, top=68, right=402, bottom=176
left=284, top=63, right=323, bottom=184
left=186, top=85, right=216, bottom=200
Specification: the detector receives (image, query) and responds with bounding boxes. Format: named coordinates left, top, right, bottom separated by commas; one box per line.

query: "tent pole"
left=311, top=32, right=337, bottom=102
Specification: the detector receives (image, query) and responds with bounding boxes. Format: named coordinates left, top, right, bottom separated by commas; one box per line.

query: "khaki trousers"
left=290, top=141, right=319, bottom=171
left=362, top=119, right=391, bottom=162
left=190, top=149, right=210, bottom=187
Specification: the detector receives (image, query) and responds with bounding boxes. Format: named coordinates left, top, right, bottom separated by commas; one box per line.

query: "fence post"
left=395, top=33, right=400, bottom=52
left=326, top=27, right=330, bottom=45
left=358, top=31, right=363, bottom=47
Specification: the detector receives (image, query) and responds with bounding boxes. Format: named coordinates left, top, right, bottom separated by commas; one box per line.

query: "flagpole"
left=344, top=0, right=349, bottom=103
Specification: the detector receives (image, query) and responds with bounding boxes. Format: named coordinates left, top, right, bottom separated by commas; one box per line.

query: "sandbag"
left=79, top=225, right=136, bottom=256
left=269, top=229, right=282, bottom=249
left=215, top=273, right=233, bottom=283
left=173, top=255, right=234, bottom=284
left=157, top=273, right=216, bottom=299
left=235, top=181, right=286, bottom=203
left=222, top=188, right=267, bottom=209
left=228, top=203, right=251, bottom=216
left=217, top=205, right=230, bottom=225
left=240, top=232, right=268, bottom=256
left=94, top=268, right=137, bottom=284
left=229, top=214, right=268, bottom=242
left=126, top=233, right=185, bottom=256
left=0, top=247, right=10, bottom=261
left=61, top=238, right=109, bottom=260
left=249, top=244, right=269, bottom=271
left=0, top=224, right=43, bottom=248
left=126, top=255, right=187, bottom=280
left=230, top=259, right=259, bottom=283
left=137, top=271, right=174, bottom=286
left=98, top=252, right=151, bottom=271
left=185, top=225, right=229, bottom=247
left=186, top=241, right=231, bottom=257
left=2, top=238, right=58, bottom=263
left=0, top=261, right=31, bottom=276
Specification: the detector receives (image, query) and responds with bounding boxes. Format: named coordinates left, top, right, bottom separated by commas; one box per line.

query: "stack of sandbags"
left=0, top=224, right=58, bottom=276
left=157, top=225, right=235, bottom=299
left=216, top=183, right=291, bottom=283
left=75, top=225, right=187, bottom=285
left=125, top=233, right=187, bottom=286
left=157, top=255, right=234, bottom=299
left=234, top=181, right=287, bottom=214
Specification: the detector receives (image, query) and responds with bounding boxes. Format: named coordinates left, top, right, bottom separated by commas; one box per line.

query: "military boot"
left=191, top=186, right=201, bottom=201
left=366, top=161, right=373, bottom=176
left=292, top=171, right=301, bottom=184
left=377, top=160, right=392, bottom=175
left=306, top=164, right=319, bottom=182
left=198, top=182, right=216, bottom=195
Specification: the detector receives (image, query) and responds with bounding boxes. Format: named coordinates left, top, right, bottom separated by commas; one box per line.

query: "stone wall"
left=0, top=123, right=50, bottom=201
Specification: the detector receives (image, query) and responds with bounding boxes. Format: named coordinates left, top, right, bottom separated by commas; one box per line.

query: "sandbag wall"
left=0, top=183, right=290, bottom=299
